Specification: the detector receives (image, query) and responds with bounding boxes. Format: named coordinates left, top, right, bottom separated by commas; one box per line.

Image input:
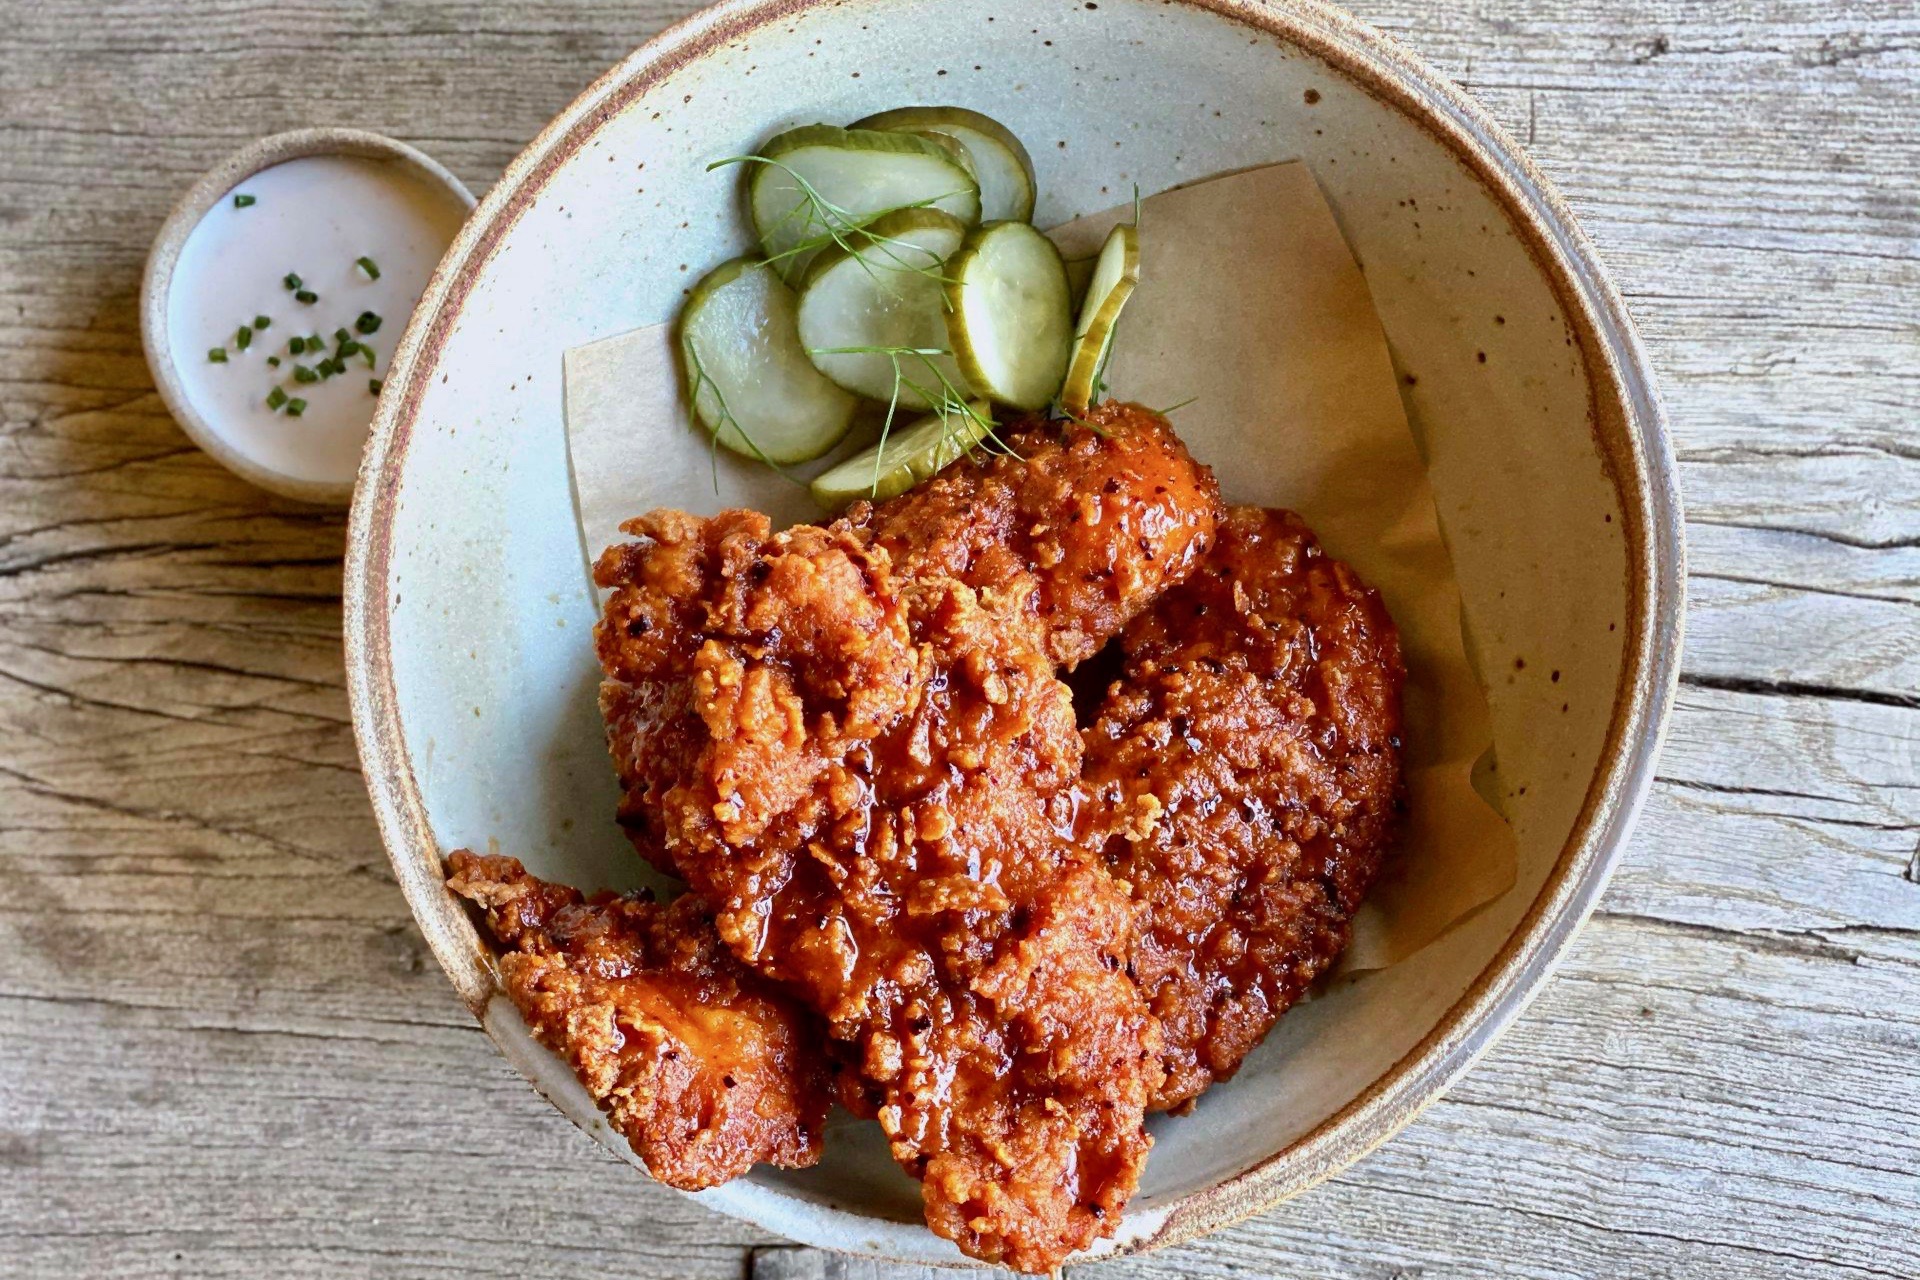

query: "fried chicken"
left=1079, top=507, right=1406, bottom=1109
left=594, top=509, right=1163, bottom=1274
left=445, top=851, right=830, bottom=1189
left=856, top=400, right=1222, bottom=668
left=457, top=406, right=1399, bottom=1270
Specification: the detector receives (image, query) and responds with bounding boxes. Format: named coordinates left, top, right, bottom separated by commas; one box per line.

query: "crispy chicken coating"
left=445, top=851, right=830, bottom=1188
left=1079, top=507, right=1405, bottom=1109
left=489, top=407, right=1399, bottom=1267
left=856, top=400, right=1222, bottom=668
left=594, top=509, right=1163, bottom=1274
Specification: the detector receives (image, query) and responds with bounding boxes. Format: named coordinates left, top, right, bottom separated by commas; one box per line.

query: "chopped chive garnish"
left=338, top=338, right=360, bottom=358
left=266, top=386, right=288, bottom=409
left=293, top=364, right=318, bottom=384
left=333, top=327, right=351, bottom=345
left=355, top=311, right=383, bottom=335
left=307, top=333, right=323, bottom=350
left=294, top=289, right=318, bottom=305
left=285, top=397, right=308, bottom=417
left=253, top=315, right=270, bottom=329
left=288, top=336, right=306, bottom=355
left=283, top=272, right=303, bottom=290
left=234, top=193, right=256, bottom=208
left=266, top=356, right=281, bottom=368
left=235, top=325, right=252, bottom=351
left=356, top=256, right=381, bottom=280
left=368, top=378, right=383, bottom=395
left=207, top=347, right=228, bottom=363
left=358, top=346, right=375, bottom=368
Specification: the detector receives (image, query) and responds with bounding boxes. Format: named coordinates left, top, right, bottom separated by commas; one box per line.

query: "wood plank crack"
left=1595, top=910, right=1920, bottom=964
left=1687, top=517, right=1920, bottom=554
left=1678, top=673, right=1920, bottom=712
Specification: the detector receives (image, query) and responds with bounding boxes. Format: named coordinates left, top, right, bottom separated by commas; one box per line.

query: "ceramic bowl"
left=345, top=0, right=1684, bottom=1265
left=141, top=128, right=475, bottom=504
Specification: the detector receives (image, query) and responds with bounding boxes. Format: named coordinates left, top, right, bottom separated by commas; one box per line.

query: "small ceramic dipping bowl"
left=141, top=128, right=475, bottom=504
left=347, top=0, right=1685, bottom=1268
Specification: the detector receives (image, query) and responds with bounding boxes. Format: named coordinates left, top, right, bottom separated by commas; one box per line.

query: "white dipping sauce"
left=166, top=155, right=468, bottom=491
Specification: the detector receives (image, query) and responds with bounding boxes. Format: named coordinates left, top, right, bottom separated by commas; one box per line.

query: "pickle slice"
left=851, top=106, right=1036, bottom=223
left=678, top=256, right=858, bottom=464
left=1060, top=222, right=1141, bottom=416
left=944, top=221, right=1072, bottom=412
left=795, top=207, right=973, bottom=410
left=747, top=125, right=981, bottom=282
left=810, top=401, right=994, bottom=507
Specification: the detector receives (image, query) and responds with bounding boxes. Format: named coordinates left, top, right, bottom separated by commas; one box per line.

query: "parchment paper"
left=562, top=162, right=1516, bottom=970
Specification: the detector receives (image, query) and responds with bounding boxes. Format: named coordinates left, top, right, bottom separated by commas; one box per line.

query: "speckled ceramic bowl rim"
left=344, top=0, right=1685, bottom=1263
left=140, top=127, right=476, bottom=505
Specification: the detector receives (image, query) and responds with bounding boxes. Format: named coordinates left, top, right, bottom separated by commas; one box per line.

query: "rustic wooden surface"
left=2, top=0, right=1916, bottom=1276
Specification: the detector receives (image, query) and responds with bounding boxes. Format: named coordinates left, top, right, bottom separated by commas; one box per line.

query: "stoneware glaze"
left=344, top=0, right=1684, bottom=1265
left=142, top=128, right=475, bottom=504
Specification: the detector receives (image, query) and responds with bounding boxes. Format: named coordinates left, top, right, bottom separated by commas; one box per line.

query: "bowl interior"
left=352, top=0, right=1669, bottom=1264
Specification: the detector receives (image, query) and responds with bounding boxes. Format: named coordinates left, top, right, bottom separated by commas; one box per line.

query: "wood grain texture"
left=1, top=0, right=1915, bottom=1277
left=749, top=1249, right=949, bottom=1280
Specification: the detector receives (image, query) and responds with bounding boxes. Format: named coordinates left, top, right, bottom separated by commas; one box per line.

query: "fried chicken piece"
left=595, top=510, right=1162, bottom=1274
left=856, top=401, right=1222, bottom=668
left=1079, top=507, right=1405, bottom=1110
left=445, top=851, right=831, bottom=1189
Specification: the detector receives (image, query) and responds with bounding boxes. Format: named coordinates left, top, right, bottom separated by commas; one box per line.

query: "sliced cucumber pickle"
left=747, top=125, right=981, bottom=282
left=944, top=221, right=1072, bottom=412
left=1060, top=222, right=1141, bottom=416
left=678, top=257, right=858, bottom=465
left=810, top=401, right=995, bottom=508
left=795, top=207, right=973, bottom=410
left=850, top=106, right=1037, bottom=223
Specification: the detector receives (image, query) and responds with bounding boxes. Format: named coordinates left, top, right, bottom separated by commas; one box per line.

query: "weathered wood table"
left=4, top=1, right=1916, bottom=1276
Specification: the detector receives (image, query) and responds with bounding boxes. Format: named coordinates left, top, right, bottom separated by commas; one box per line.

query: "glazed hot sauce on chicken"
left=450, top=406, right=1405, bottom=1275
